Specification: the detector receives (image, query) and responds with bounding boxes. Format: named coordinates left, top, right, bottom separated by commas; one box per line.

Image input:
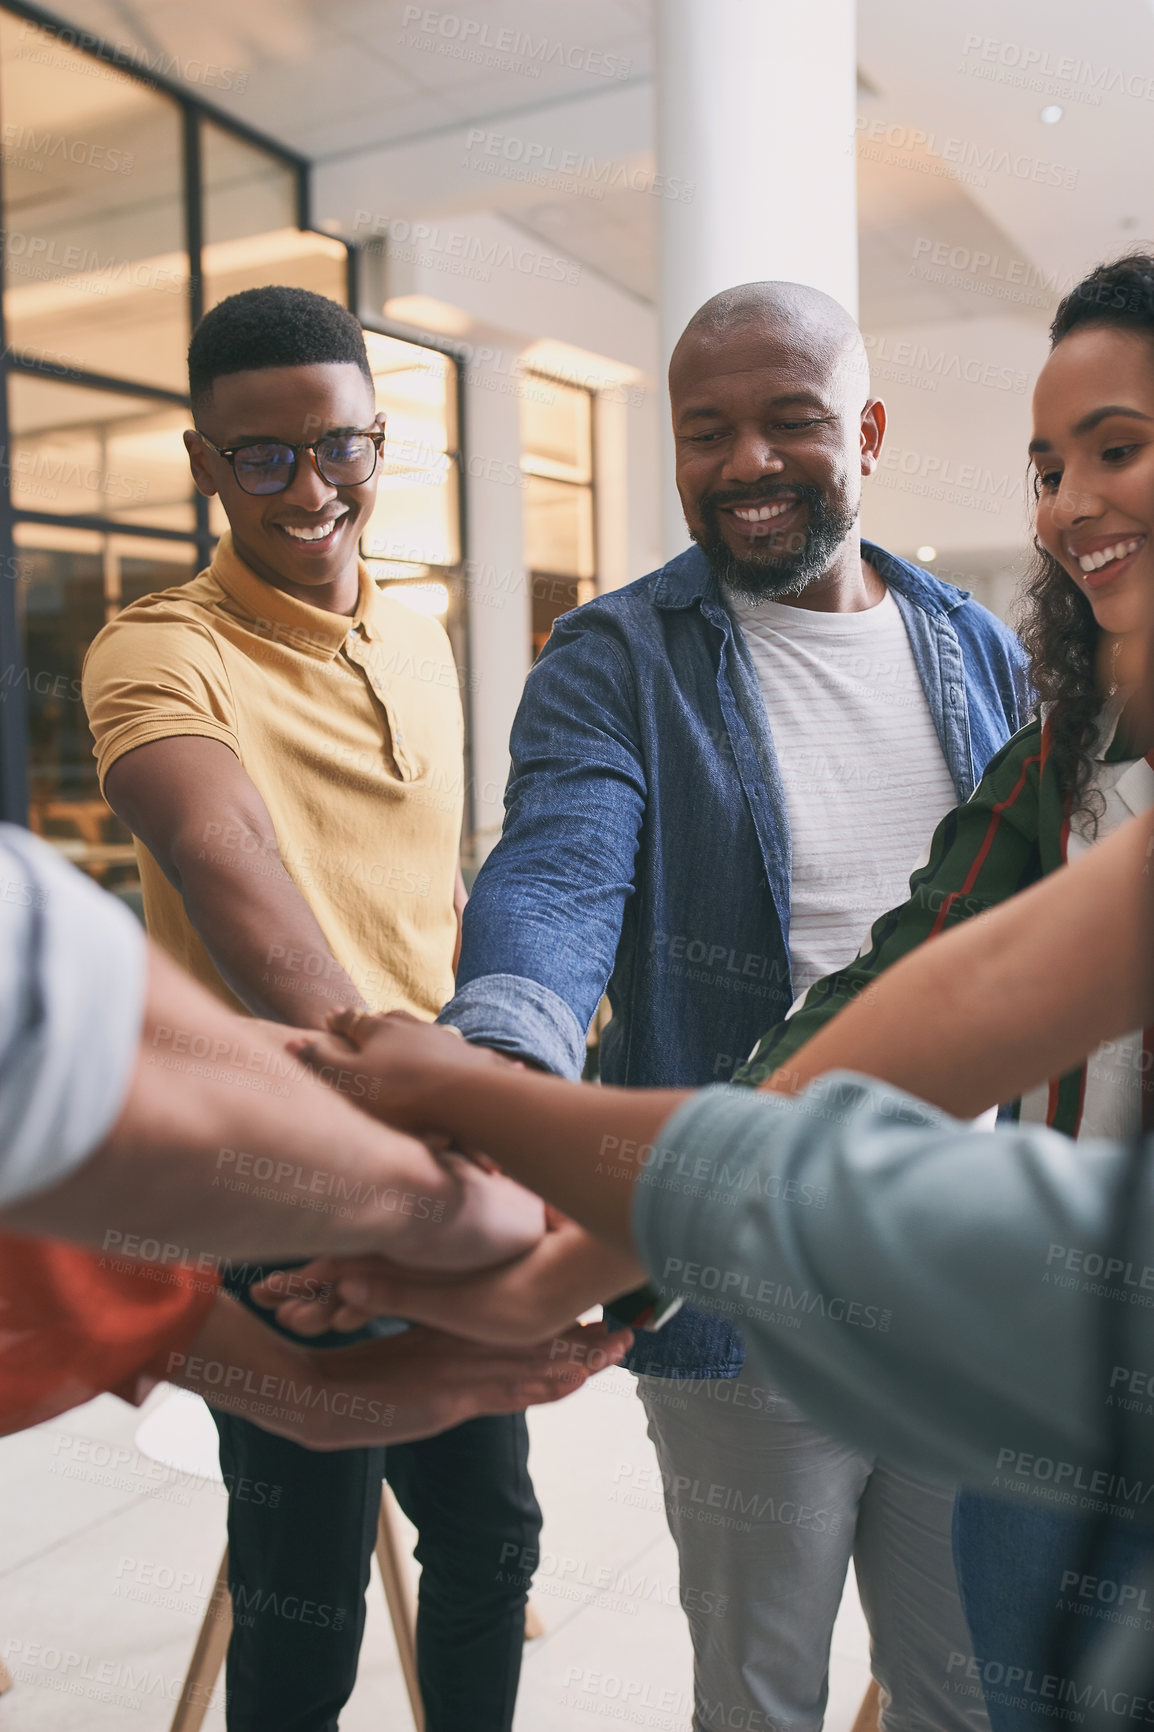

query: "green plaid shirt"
left=736, top=709, right=1147, bottom=1136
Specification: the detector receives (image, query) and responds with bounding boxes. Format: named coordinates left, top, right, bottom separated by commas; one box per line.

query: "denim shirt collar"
left=649, top=539, right=973, bottom=619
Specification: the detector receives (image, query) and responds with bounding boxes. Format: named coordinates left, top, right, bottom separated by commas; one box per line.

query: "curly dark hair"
left=188, top=286, right=372, bottom=407
left=1017, top=252, right=1154, bottom=822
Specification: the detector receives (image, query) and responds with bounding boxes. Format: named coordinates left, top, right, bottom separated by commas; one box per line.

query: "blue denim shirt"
left=441, top=540, right=1032, bottom=1377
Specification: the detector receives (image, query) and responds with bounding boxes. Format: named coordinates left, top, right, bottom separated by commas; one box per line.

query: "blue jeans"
left=953, top=1490, right=1154, bottom=1731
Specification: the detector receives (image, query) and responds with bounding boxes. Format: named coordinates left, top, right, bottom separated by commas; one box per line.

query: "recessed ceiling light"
left=1040, top=105, right=1063, bottom=124
left=916, top=544, right=937, bottom=562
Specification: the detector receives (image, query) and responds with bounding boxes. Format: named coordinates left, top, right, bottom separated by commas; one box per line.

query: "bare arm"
left=256, top=1214, right=645, bottom=1345
left=1, top=943, right=543, bottom=1267
left=168, top=1294, right=629, bottom=1451
left=759, top=808, right=1154, bottom=1115
left=287, top=1013, right=689, bottom=1256
left=104, top=736, right=365, bottom=1027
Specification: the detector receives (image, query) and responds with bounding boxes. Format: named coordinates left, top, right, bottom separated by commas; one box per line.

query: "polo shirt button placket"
left=344, top=630, right=414, bottom=781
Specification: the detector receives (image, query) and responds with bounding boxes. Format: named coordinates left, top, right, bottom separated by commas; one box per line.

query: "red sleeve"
left=0, top=1233, right=220, bottom=1436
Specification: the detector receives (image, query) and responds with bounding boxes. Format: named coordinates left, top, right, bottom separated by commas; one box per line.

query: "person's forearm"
left=637, top=1079, right=1117, bottom=1487
left=165, top=1294, right=632, bottom=1449
left=2, top=946, right=472, bottom=1262
left=175, top=851, right=366, bottom=1027
left=162, top=1293, right=393, bottom=1448
left=257, top=1223, right=645, bottom=1345
left=406, top=1069, right=691, bottom=1252
left=762, top=809, right=1154, bottom=1117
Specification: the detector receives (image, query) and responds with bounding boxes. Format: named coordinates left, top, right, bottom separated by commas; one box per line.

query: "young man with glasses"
left=81, top=286, right=542, bottom=1732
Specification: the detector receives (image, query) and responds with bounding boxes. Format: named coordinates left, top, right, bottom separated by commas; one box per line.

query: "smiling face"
left=670, top=316, right=884, bottom=603
left=1031, top=326, right=1154, bottom=641
left=184, top=361, right=383, bottom=615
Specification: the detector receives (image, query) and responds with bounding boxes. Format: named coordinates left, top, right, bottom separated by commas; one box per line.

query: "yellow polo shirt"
left=82, top=534, right=464, bottom=1019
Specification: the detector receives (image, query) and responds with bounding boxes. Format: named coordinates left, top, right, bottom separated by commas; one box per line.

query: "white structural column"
left=461, top=349, right=532, bottom=862
left=656, top=0, right=859, bottom=557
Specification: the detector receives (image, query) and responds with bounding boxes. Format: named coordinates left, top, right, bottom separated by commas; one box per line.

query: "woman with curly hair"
left=732, top=249, right=1154, bottom=1726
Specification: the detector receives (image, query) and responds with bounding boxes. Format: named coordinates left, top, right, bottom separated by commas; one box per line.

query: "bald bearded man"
left=437, top=282, right=1030, bottom=1729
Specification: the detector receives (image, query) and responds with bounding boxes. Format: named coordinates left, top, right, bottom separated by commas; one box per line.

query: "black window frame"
left=0, top=0, right=470, bottom=828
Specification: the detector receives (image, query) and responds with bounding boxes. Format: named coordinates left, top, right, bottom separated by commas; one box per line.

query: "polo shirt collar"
left=209, top=531, right=379, bottom=657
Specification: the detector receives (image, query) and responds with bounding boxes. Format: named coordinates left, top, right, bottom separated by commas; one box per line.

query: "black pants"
left=213, top=1274, right=542, bottom=1731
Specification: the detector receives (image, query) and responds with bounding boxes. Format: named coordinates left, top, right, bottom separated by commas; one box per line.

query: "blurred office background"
left=0, top=5, right=1149, bottom=1724
left=3, top=0, right=1146, bottom=878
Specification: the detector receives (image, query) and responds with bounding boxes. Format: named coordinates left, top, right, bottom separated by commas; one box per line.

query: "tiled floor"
left=0, top=1368, right=871, bottom=1730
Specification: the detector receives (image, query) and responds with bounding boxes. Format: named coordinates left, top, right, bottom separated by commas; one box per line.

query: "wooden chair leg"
left=851, top=1678, right=883, bottom=1732
left=376, top=1488, right=425, bottom=1732
left=170, top=1547, right=232, bottom=1732
left=162, top=1493, right=539, bottom=1732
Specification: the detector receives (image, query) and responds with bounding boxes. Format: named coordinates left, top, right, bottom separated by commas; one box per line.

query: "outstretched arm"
left=255, top=1211, right=645, bottom=1346
left=760, top=807, right=1154, bottom=1115
left=104, top=736, right=367, bottom=1027
left=3, top=928, right=542, bottom=1271
left=273, top=1013, right=1153, bottom=1487
left=168, top=1296, right=629, bottom=1451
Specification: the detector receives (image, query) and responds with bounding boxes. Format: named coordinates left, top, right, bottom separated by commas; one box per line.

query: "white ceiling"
left=38, top=0, right=1154, bottom=327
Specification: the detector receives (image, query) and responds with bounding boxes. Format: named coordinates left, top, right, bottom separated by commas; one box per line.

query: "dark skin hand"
left=276, top=1011, right=688, bottom=1256
left=175, top=1295, right=631, bottom=1451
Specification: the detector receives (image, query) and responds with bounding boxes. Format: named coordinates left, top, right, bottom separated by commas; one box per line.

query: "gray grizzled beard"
left=692, top=481, right=858, bottom=603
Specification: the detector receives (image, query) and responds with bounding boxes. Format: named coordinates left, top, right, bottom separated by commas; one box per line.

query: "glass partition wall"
left=521, top=373, right=595, bottom=657
left=0, top=4, right=465, bottom=872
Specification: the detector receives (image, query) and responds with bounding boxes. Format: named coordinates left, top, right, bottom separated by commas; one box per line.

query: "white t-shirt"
left=727, top=586, right=959, bottom=995
left=1018, top=701, right=1154, bottom=1140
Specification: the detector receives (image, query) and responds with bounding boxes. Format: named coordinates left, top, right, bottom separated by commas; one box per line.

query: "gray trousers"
left=638, top=1377, right=990, bottom=1732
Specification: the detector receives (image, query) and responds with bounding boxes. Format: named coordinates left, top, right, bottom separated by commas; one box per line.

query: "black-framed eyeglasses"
left=196, top=427, right=386, bottom=495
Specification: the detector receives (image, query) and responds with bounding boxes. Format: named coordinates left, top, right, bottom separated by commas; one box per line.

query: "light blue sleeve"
left=0, top=825, right=147, bottom=1206
left=634, top=1077, right=1141, bottom=1497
